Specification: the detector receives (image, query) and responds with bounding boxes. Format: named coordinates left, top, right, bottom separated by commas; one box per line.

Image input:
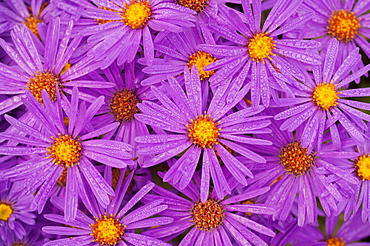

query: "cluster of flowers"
left=1, top=0, right=370, bottom=245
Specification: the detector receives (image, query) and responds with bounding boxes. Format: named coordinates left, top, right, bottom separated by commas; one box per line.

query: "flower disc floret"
left=110, top=89, right=140, bottom=122
left=327, top=10, right=360, bottom=42
left=355, top=155, right=370, bottom=181
left=23, top=15, right=43, bottom=37
left=187, top=113, right=220, bottom=148
left=247, top=33, right=276, bottom=63
left=188, top=51, right=217, bottom=80
left=325, top=237, right=345, bottom=246
left=0, top=203, right=12, bottom=221
left=122, top=0, right=152, bottom=29
left=191, top=199, right=225, bottom=231
left=90, top=214, right=125, bottom=245
left=26, top=71, right=62, bottom=103
left=46, top=134, right=82, bottom=167
left=279, top=142, right=315, bottom=175
left=312, top=82, right=340, bottom=110
left=177, top=0, right=209, bottom=12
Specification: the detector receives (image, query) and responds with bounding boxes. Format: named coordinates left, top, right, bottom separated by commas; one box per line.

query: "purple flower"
left=135, top=67, right=272, bottom=201
left=90, top=62, right=150, bottom=166
left=0, top=181, right=36, bottom=246
left=0, top=18, right=114, bottom=116
left=143, top=177, right=276, bottom=246
left=198, top=0, right=322, bottom=106
left=65, top=0, right=196, bottom=68
left=0, top=87, right=134, bottom=222
left=141, top=25, right=219, bottom=86
left=43, top=177, right=173, bottom=246
left=291, top=0, right=370, bottom=73
left=246, top=110, right=359, bottom=226
left=274, top=38, right=370, bottom=151
left=291, top=212, right=370, bottom=246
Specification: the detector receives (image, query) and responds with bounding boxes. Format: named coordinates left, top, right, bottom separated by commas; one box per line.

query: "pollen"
left=187, top=113, right=220, bottom=148
left=279, top=142, right=315, bottom=175
left=90, top=214, right=125, bottom=245
left=327, top=10, right=360, bottom=42
left=23, top=15, right=43, bottom=37
left=177, top=0, right=209, bottom=12
left=122, top=0, right=152, bottom=29
left=191, top=199, right=225, bottom=231
left=110, top=89, right=140, bottom=122
left=247, top=33, right=276, bottom=63
left=312, top=82, right=341, bottom=110
left=46, top=134, right=82, bottom=168
left=26, top=71, right=62, bottom=103
left=325, top=237, right=345, bottom=246
left=188, top=51, right=217, bottom=80
left=0, top=203, right=13, bottom=221
left=355, top=155, right=370, bottom=181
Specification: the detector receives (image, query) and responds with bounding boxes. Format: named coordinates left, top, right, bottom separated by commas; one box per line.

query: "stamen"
left=279, top=142, right=315, bottom=175
left=188, top=51, right=217, bottom=80
left=327, top=10, right=360, bottom=42
left=325, top=237, right=345, bottom=246
left=191, top=199, right=224, bottom=231
left=110, top=89, right=140, bottom=122
left=23, top=16, right=43, bottom=37
left=46, top=134, right=82, bottom=168
left=90, top=214, right=125, bottom=245
left=247, top=33, right=276, bottom=63
left=187, top=113, right=220, bottom=148
left=0, top=203, right=13, bottom=221
left=312, top=82, right=341, bottom=110
left=355, top=155, right=370, bottom=181
left=26, top=71, right=62, bottom=103
left=177, top=0, right=209, bottom=12
left=122, top=0, right=152, bottom=29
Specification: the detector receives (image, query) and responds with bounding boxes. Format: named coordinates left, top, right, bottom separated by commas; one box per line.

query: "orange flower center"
left=327, top=10, right=360, bottom=42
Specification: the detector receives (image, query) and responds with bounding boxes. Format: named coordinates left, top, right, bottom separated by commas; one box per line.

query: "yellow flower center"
left=26, top=71, right=62, bottom=103
left=279, top=142, right=315, bottom=175
left=191, top=199, right=224, bottom=231
left=355, top=155, right=370, bottom=181
left=0, top=203, right=13, bottom=221
left=46, top=134, right=82, bottom=167
left=23, top=16, right=43, bottom=37
left=188, top=51, right=217, bottom=80
left=247, top=33, right=276, bottom=63
left=122, top=0, right=152, bottom=29
left=187, top=114, right=220, bottom=148
left=110, top=89, right=140, bottom=122
left=327, top=10, right=360, bottom=42
left=325, top=237, right=346, bottom=246
left=90, top=214, right=125, bottom=245
left=312, top=82, right=341, bottom=110
left=177, top=0, right=209, bottom=12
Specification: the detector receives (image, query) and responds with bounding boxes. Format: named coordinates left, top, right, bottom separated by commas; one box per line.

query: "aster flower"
left=0, top=181, right=36, bottom=246
left=0, top=87, right=134, bottom=222
left=64, top=0, right=196, bottom=68
left=0, top=0, right=53, bottom=38
left=141, top=25, right=219, bottom=86
left=143, top=176, right=276, bottom=246
left=245, top=110, right=359, bottom=226
left=135, top=67, right=272, bottom=201
left=274, top=38, right=370, bottom=151
left=90, top=62, right=150, bottom=166
left=291, top=212, right=370, bottom=246
left=43, top=176, right=173, bottom=246
left=0, top=17, right=114, bottom=116
left=198, top=0, right=322, bottom=106
left=292, top=0, right=370, bottom=72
